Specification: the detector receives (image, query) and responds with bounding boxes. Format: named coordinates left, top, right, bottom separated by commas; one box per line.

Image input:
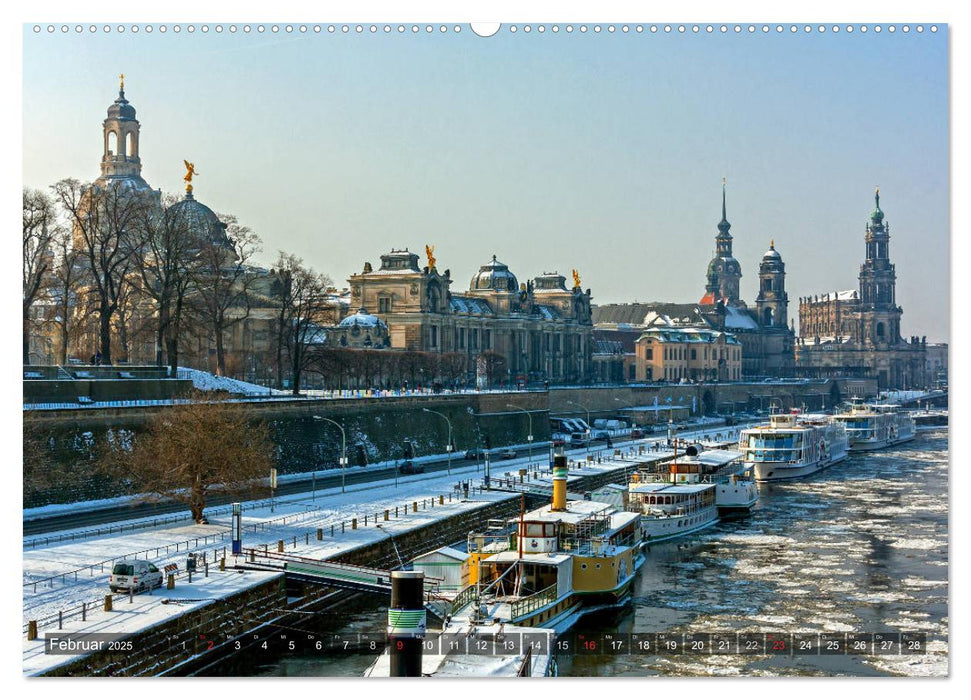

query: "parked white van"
left=110, top=560, right=163, bottom=593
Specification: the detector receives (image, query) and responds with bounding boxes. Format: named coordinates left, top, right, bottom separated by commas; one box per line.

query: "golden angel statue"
left=425, top=244, right=436, bottom=270
left=572, top=268, right=581, bottom=289
left=183, top=160, right=199, bottom=192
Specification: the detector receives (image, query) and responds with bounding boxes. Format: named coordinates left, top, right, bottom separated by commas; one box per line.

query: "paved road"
left=24, top=422, right=744, bottom=537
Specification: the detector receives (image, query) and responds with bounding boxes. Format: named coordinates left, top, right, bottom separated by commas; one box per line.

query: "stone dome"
left=762, top=243, right=782, bottom=260
left=169, top=191, right=231, bottom=250
left=339, top=307, right=388, bottom=330
left=471, top=255, right=519, bottom=292
left=106, top=89, right=137, bottom=121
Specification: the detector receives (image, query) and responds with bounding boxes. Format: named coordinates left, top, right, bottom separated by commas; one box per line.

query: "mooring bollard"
left=129, top=587, right=134, bottom=603
left=305, top=533, right=309, bottom=545
left=167, top=574, right=175, bottom=590
left=389, top=571, right=425, bottom=677
left=82, top=602, right=86, bottom=621
left=27, top=620, right=37, bottom=641
left=352, top=518, right=358, bottom=530
left=413, top=501, right=418, bottom=513
left=277, top=540, right=284, bottom=553
left=104, top=594, right=112, bottom=612
left=58, top=611, right=63, bottom=629
left=317, top=528, right=323, bottom=541
left=395, top=506, right=399, bottom=517
left=293, top=536, right=297, bottom=548
left=332, top=525, right=336, bottom=537
left=384, top=510, right=390, bottom=521
left=439, top=495, right=444, bottom=505
left=365, top=514, right=368, bottom=526
left=220, top=557, right=226, bottom=571
left=205, top=561, right=209, bottom=578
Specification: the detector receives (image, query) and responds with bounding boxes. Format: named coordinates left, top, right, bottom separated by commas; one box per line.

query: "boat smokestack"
left=552, top=453, right=568, bottom=511
left=388, top=571, right=425, bottom=677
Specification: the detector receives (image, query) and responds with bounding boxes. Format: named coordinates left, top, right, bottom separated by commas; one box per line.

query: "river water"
left=241, top=429, right=949, bottom=678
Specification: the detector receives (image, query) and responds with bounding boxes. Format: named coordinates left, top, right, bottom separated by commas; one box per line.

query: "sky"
left=21, top=23, right=949, bottom=341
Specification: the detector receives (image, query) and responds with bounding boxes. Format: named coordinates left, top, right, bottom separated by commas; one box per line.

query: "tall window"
left=378, top=297, right=391, bottom=313
left=430, top=326, right=438, bottom=348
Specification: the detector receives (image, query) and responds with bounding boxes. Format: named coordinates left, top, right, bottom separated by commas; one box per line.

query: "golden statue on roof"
left=119, top=73, right=125, bottom=90
left=572, top=268, right=581, bottom=289
left=425, top=244, right=436, bottom=270
left=183, top=160, right=198, bottom=193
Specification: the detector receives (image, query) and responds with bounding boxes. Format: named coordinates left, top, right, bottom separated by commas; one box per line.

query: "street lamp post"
left=568, top=400, right=592, bottom=455
left=422, top=408, right=453, bottom=476
left=314, top=415, right=347, bottom=493
left=506, top=403, right=533, bottom=468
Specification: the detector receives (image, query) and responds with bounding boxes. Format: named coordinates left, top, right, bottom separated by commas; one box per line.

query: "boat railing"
left=511, top=582, right=558, bottom=619
left=448, top=583, right=478, bottom=616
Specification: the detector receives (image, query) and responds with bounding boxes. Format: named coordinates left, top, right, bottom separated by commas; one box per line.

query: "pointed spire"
left=717, top=177, right=731, bottom=235
left=721, top=177, right=727, bottom=221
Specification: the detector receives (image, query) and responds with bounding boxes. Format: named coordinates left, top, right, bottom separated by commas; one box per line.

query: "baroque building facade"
left=345, top=249, right=594, bottom=384
left=795, top=190, right=927, bottom=389
left=593, top=183, right=794, bottom=380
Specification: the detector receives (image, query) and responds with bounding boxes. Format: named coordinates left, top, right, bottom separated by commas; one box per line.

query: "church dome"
left=169, top=191, right=231, bottom=250
left=106, top=89, right=137, bottom=121
left=762, top=242, right=782, bottom=260
left=339, top=307, right=388, bottom=330
left=471, top=255, right=519, bottom=292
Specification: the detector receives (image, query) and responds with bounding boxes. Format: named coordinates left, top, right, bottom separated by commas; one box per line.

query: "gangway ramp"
left=237, top=549, right=442, bottom=596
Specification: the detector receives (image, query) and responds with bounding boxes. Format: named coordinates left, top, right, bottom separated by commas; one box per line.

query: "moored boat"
left=831, top=402, right=916, bottom=450
left=739, top=410, right=848, bottom=482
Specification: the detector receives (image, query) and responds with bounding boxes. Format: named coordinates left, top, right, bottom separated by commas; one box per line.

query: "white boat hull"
left=639, top=505, right=719, bottom=544
left=848, top=433, right=916, bottom=451
left=749, top=453, right=847, bottom=482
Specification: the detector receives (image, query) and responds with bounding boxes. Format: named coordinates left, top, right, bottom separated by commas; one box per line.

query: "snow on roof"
left=450, top=296, right=493, bottom=315
left=723, top=306, right=759, bottom=330
left=413, top=546, right=470, bottom=563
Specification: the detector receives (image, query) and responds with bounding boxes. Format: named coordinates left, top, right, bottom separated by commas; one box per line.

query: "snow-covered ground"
left=22, top=424, right=749, bottom=675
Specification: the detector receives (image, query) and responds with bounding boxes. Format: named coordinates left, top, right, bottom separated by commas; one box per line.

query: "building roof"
left=471, top=255, right=519, bottom=292
left=338, top=307, right=388, bottom=330
left=169, top=191, right=232, bottom=250
left=637, top=327, right=740, bottom=345
left=450, top=295, right=493, bottom=315
left=413, top=546, right=470, bottom=563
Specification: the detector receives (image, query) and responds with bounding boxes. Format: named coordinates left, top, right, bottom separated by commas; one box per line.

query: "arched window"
left=876, top=322, right=885, bottom=338
left=763, top=307, right=774, bottom=326
left=107, top=131, right=118, bottom=156
left=126, top=131, right=137, bottom=158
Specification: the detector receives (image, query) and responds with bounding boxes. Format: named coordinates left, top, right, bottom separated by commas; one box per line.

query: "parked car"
left=591, top=430, right=610, bottom=440
left=464, top=448, right=485, bottom=460
left=569, top=432, right=588, bottom=447
left=397, top=460, right=424, bottom=475
left=499, top=449, right=517, bottom=460
left=630, top=429, right=644, bottom=439
left=110, top=560, right=163, bottom=593
left=551, top=437, right=566, bottom=448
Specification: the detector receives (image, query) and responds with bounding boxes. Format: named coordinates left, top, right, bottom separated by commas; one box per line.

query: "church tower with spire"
left=97, top=74, right=150, bottom=189
left=701, top=179, right=742, bottom=305
left=858, top=187, right=902, bottom=346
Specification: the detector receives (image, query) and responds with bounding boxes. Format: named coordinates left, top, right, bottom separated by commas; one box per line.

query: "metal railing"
left=510, top=582, right=558, bottom=620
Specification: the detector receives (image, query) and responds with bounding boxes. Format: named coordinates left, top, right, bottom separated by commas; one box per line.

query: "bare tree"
left=131, top=194, right=200, bottom=376
left=274, top=253, right=332, bottom=395
left=52, top=179, right=152, bottom=364
left=440, top=352, right=469, bottom=388
left=105, top=396, right=275, bottom=522
left=45, top=226, right=86, bottom=365
left=194, top=215, right=262, bottom=376
left=23, top=188, right=56, bottom=364
left=480, top=350, right=508, bottom=386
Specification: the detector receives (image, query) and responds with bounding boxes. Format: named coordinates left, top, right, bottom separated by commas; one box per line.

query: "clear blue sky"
left=22, top=24, right=949, bottom=341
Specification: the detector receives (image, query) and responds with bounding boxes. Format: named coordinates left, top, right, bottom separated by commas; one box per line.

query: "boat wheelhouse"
left=440, top=454, right=644, bottom=634
left=832, top=402, right=917, bottom=450
left=628, top=481, right=718, bottom=542
left=739, top=411, right=848, bottom=482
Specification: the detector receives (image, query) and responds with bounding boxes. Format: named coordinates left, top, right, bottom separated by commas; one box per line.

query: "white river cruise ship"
left=739, top=411, right=849, bottom=482
left=831, top=402, right=917, bottom=450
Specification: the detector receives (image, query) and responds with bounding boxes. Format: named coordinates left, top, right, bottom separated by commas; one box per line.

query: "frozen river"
left=219, top=429, right=949, bottom=678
